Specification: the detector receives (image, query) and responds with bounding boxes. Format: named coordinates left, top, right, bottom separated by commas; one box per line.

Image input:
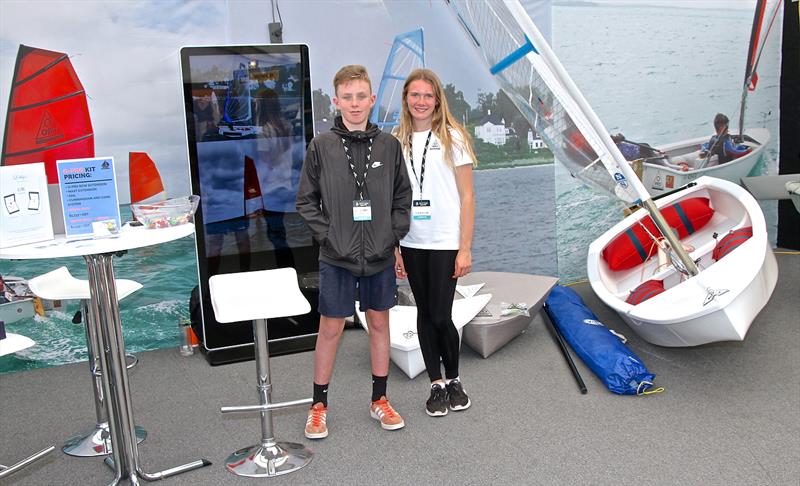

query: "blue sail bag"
left=544, top=285, right=660, bottom=395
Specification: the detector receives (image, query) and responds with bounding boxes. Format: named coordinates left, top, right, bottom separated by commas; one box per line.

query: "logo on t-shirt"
left=429, top=139, right=441, bottom=150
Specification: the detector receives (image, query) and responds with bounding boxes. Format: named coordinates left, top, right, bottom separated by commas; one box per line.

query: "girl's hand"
left=453, top=249, right=472, bottom=278
left=394, top=247, right=407, bottom=279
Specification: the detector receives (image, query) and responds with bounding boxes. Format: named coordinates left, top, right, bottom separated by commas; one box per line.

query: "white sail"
left=445, top=0, right=650, bottom=205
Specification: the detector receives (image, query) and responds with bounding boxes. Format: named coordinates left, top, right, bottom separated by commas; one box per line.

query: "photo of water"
left=0, top=2, right=780, bottom=373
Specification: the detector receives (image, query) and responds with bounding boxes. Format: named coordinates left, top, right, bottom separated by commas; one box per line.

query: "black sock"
left=313, top=382, right=328, bottom=407
left=371, top=374, right=387, bottom=402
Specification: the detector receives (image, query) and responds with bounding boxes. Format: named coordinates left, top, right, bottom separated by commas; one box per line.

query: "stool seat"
left=28, top=266, right=142, bottom=301
left=209, top=268, right=310, bottom=323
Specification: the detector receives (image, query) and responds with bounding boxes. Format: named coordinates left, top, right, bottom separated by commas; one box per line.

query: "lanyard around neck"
left=341, top=136, right=374, bottom=200
left=409, top=130, right=432, bottom=195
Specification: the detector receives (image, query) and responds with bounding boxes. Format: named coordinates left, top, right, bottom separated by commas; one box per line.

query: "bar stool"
left=0, top=332, right=56, bottom=479
left=208, top=267, right=313, bottom=478
left=27, top=266, right=148, bottom=457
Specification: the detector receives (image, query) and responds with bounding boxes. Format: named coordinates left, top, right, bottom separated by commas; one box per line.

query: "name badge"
left=353, top=200, right=372, bottom=221
left=412, top=199, right=431, bottom=220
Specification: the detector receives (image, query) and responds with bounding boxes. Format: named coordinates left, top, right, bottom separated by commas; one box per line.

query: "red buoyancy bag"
left=603, top=197, right=715, bottom=271
left=625, top=279, right=666, bottom=305
left=712, top=226, right=752, bottom=261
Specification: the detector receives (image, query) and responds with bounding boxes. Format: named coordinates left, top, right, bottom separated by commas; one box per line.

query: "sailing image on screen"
left=185, top=50, right=310, bottom=264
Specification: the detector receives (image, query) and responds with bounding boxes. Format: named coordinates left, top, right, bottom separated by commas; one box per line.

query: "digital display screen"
left=181, top=45, right=319, bottom=355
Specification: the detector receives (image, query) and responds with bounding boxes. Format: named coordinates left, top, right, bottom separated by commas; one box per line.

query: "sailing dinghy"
left=370, top=28, right=425, bottom=131
left=445, top=0, right=778, bottom=346
left=1, top=45, right=95, bottom=234
left=218, top=63, right=260, bottom=138
left=129, top=152, right=166, bottom=204
left=638, top=0, right=781, bottom=196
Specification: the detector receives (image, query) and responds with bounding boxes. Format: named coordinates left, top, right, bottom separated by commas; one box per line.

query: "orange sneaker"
left=305, top=402, right=328, bottom=439
left=370, top=396, right=405, bottom=430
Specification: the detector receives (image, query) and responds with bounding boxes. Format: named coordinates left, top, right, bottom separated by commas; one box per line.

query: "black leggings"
left=401, top=246, right=459, bottom=382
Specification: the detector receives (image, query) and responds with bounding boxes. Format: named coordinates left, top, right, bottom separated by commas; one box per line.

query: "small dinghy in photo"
left=640, top=128, right=769, bottom=196
left=356, top=294, right=491, bottom=379
left=588, top=176, right=778, bottom=347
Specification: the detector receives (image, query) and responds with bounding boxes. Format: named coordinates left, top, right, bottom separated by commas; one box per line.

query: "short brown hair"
left=713, top=113, right=729, bottom=131
left=333, top=65, right=371, bottom=94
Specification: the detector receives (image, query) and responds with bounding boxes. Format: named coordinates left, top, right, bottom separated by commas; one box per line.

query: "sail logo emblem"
left=35, top=110, right=65, bottom=145
left=101, top=161, right=110, bottom=170
left=614, top=172, right=628, bottom=189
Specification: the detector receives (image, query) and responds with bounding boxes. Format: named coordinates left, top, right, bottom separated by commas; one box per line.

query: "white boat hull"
left=587, top=176, right=778, bottom=347
left=640, top=128, right=769, bottom=197
left=356, top=294, right=492, bottom=379
left=0, top=298, right=35, bottom=324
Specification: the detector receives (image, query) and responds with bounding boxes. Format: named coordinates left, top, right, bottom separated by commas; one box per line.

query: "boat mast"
left=739, top=0, right=768, bottom=137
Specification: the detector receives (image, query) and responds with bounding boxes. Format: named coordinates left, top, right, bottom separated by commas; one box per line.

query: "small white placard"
left=0, top=163, right=54, bottom=248
left=456, top=283, right=485, bottom=299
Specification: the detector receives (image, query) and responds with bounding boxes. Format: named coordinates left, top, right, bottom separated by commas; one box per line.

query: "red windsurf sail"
left=243, top=155, right=263, bottom=216
left=129, top=152, right=166, bottom=204
left=1, top=45, right=94, bottom=184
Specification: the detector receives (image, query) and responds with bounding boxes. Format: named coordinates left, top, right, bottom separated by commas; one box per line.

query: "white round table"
left=0, top=224, right=210, bottom=484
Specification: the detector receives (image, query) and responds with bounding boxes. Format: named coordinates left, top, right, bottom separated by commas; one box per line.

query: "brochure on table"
left=57, top=156, right=121, bottom=239
left=0, top=162, right=54, bottom=248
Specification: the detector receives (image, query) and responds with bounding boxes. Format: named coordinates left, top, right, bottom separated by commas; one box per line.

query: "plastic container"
left=179, top=319, right=194, bottom=356
left=131, top=195, right=200, bottom=229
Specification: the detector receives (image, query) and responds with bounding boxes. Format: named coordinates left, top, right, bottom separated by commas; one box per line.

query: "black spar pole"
left=543, top=310, right=588, bottom=394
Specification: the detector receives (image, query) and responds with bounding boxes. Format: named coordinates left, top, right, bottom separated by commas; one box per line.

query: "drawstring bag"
left=545, top=285, right=662, bottom=396
left=712, top=226, right=752, bottom=261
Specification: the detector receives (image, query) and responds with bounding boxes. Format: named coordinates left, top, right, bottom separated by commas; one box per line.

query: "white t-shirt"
left=400, top=129, right=474, bottom=250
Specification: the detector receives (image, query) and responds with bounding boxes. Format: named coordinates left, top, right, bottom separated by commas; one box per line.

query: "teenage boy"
left=296, top=65, right=412, bottom=439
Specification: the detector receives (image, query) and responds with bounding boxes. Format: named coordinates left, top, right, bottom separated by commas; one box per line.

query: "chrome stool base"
left=0, top=446, right=56, bottom=479
left=63, top=424, right=147, bottom=457
left=225, top=442, right=312, bottom=478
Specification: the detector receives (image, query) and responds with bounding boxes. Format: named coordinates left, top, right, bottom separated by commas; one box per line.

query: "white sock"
left=445, top=377, right=460, bottom=385
left=431, top=381, right=445, bottom=389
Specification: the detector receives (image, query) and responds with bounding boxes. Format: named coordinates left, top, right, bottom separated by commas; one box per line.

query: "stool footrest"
left=221, top=397, right=312, bottom=414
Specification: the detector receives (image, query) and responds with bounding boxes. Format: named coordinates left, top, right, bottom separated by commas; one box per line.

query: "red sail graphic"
left=1, top=45, right=94, bottom=184
left=129, top=152, right=166, bottom=204
left=243, top=155, right=263, bottom=216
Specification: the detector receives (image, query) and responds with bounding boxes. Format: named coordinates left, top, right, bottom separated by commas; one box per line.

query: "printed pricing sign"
left=0, top=162, right=53, bottom=248
left=57, top=157, right=121, bottom=239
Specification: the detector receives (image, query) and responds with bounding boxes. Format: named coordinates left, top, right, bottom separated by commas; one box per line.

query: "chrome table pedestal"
left=221, top=318, right=313, bottom=477
left=64, top=301, right=146, bottom=457
left=86, top=253, right=210, bottom=484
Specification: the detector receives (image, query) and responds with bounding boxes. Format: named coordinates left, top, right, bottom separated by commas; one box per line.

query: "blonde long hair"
left=395, top=69, right=477, bottom=170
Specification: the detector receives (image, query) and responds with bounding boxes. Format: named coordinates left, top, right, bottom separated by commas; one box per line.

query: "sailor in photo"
left=296, top=64, right=411, bottom=439
left=393, top=68, right=477, bottom=417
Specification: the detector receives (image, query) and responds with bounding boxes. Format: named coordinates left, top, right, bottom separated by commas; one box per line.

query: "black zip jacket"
left=296, top=116, right=411, bottom=276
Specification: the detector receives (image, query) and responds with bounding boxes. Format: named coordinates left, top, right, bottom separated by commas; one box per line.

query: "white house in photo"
left=528, top=129, right=545, bottom=149
left=474, top=110, right=507, bottom=146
